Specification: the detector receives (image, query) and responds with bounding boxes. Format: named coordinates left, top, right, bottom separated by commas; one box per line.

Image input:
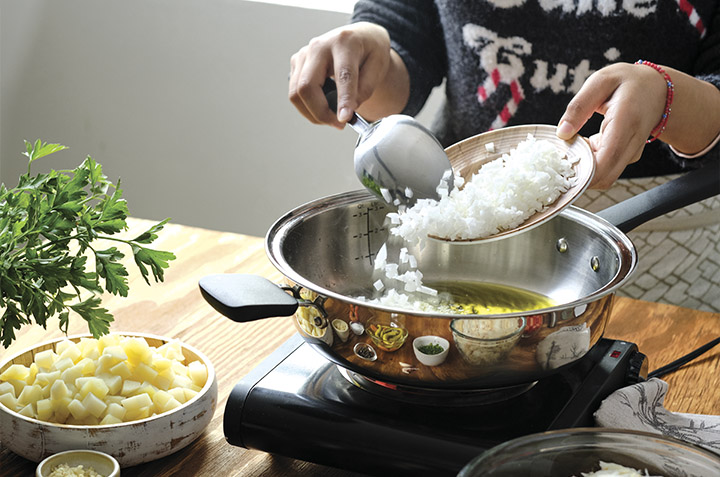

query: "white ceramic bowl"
left=412, top=336, right=450, bottom=366
left=0, top=332, right=217, bottom=467
left=36, top=449, right=120, bottom=477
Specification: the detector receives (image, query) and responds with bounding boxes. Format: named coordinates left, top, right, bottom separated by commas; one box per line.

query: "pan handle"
left=199, top=274, right=300, bottom=322
left=595, top=159, right=719, bottom=233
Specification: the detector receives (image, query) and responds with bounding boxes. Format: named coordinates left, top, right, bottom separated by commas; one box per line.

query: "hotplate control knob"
left=626, top=350, right=648, bottom=384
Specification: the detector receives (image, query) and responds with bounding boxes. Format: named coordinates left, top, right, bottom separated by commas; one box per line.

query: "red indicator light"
left=610, top=350, right=622, bottom=359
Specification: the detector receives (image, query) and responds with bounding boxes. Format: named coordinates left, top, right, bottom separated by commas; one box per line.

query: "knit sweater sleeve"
left=672, top=4, right=720, bottom=166
left=351, top=0, right=446, bottom=116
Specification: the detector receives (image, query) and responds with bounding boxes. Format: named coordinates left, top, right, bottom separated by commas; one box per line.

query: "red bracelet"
left=635, top=60, right=674, bottom=143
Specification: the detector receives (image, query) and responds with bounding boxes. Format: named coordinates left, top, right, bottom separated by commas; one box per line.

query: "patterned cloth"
left=575, top=176, right=720, bottom=313
left=595, top=378, right=720, bottom=456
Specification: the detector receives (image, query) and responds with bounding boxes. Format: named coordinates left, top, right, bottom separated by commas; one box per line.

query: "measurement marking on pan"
left=351, top=204, right=387, bottom=266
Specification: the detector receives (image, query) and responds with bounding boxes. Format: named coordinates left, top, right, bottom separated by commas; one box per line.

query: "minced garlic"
left=48, top=463, right=104, bottom=477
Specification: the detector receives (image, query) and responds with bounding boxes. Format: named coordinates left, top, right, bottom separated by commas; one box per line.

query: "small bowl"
left=0, top=332, right=217, bottom=467
left=458, top=428, right=720, bottom=476
left=366, top=316, right=408, bottom=352
left=450, top=317, right=525, bottom=365
left=412, top=336, right=450, bottom=366
left=37, top=449, right=120, bottom=477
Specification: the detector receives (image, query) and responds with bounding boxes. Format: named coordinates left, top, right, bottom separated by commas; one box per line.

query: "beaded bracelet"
left=635, top=60, right=674, bottom=143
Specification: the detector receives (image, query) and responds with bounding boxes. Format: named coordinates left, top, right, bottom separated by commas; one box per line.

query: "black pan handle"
left=596, top=159, right=719, bottom=233
left=199, top=274, right=298, bottom=322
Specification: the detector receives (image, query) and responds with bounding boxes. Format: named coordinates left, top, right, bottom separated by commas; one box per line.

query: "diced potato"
left=81, top=415, right=100, bottom=426
left=152, top=354, right=173, bottom=371
left=97, top=334, right=121, bottom=352
left=0, top=364, right=30, bottom=382
left=55, top=339, right=74, bottom=356
left=0, top=381, right=16, bottom=397
left=171, top=375, right=193, bottom=390
left=132, top=362, right=158, bottom=383
left=67, top=398, right=89, bottom=420
left=121, top=380, right=141, bottom=397
left=96, top=354, right=118, bottom=373
left=77, top=358, right=96, bottom=376
left=105, top=402, right=126, bottom=420
left=122, top=337, right=152, bottom=366
left=168, top=388, right=187, bottom=404
left=122, top=393, right=152, bottom=413
left=34, top=349, right=57, bottom=369
left=17, top=384, right=43, bottom=407
left=154, top=368, right=175, bottom=391
left=153, top=390, right=181, bottom=414
left=171, top=361, right=188, bottom=375
left=18, top=403, right=35, bottom=418
left=79, top=377, right=109, bottom=400
left=58, top=341, right=81, bottom=363
left=100, top=414, right=123, bottom=425
left=1, top=334, right=202, bottom=425
left=188, top=361, right=208, bottom=387
left=5, top=379, right=27, bottom=397
left=184, top=388, right=199, bottom=402
left=77, top=337, right=99, bottom=355
left=157, top=341, right=184, bottom=361
left=50, top=379, right=71, bottom=400
left=28, top=363, right=39, bottom=384
left=36, top=398, right=54, bottom=421
left=104, top=395, right=123, bottom=406
left=0, top=392, right=18, bottom=410
left=109, top=362, right=131, bottom=380
left=60, top=364, right=84, bottom=385
left=52, top=396, right=72, bottom=423
left=135, top=382, right=158, bottom=399
left=51, top=357, right=74, bottom=373
left=82, top=392, right=108, bottom=418
left=152, top=390, right=172, bottom=409
left=99, top=374, right=122, bottom=395
left=124, top=405, right=151, bottom=421
left=34, top=370, right=61, bottom=388
left=102, top=345, right=128, bottom=364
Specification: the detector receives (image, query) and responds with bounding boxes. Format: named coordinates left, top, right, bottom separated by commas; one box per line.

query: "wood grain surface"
left=1, top=218, right=718, bottom=477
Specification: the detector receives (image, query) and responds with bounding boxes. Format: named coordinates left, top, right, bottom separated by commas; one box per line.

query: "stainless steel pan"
left=201, top=133, right=719, bottom=390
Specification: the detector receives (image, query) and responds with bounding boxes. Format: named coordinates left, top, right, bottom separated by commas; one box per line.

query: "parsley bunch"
left=0, top=140, right=176, bottom=348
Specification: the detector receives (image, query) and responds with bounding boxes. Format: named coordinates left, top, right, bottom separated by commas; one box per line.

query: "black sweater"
left=352, top=0, right=720, bottom=177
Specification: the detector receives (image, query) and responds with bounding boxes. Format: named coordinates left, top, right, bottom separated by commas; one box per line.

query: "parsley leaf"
left=0, top=140, right=176, bottom=348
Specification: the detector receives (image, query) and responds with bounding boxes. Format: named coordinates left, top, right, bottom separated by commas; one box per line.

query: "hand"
left=556, top=63, right=668, bottom=189
left=289, top=22, right=394, bottom=129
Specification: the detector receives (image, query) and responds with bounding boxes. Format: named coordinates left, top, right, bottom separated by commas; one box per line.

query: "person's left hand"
left=556, top=62, right=668, bottom=189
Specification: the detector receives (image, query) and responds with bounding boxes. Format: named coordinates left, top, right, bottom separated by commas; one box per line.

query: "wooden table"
left=1, top=218, right=719, bottom=476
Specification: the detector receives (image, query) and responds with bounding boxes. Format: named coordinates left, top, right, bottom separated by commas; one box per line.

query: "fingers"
left=288, top=23, right=391, bottom=130
left=587, top=124, right=644, bottom=189
left=556, top=70, right=620, bottom=141
left=560, top=63, right=666, bottom=189
left=289, top=42, right=345, bottom=129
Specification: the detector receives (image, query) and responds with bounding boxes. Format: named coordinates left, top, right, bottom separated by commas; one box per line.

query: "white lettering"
left=484, top=0, right=655, bottom=18
left=568, top=60, right=594, bottom=94
left=622, top=0, right=657, bottom=18
left=530, top=60, right=569, bottom=93
left=539, top=0, right=576, bottom=13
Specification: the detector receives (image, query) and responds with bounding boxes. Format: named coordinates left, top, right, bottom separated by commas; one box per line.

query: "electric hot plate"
left=224, top=334, right=646, bottom=476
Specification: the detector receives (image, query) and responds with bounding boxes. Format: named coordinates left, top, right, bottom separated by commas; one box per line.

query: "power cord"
left=647, top=336, right=720, bottom=380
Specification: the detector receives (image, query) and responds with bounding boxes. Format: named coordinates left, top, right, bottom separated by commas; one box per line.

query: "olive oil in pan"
left=425, top=281, right=556, bottom=314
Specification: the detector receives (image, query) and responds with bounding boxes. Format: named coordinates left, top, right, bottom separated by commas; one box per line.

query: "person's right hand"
left=289, top=22, right=394, bottom=130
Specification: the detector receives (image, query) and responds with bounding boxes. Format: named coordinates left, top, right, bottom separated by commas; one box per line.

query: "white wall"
left=0, top=0, right=440, bottom=237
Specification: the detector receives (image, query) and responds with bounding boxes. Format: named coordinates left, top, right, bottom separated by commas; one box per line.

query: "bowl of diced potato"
left=0, top=332, right=217, bottom=467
